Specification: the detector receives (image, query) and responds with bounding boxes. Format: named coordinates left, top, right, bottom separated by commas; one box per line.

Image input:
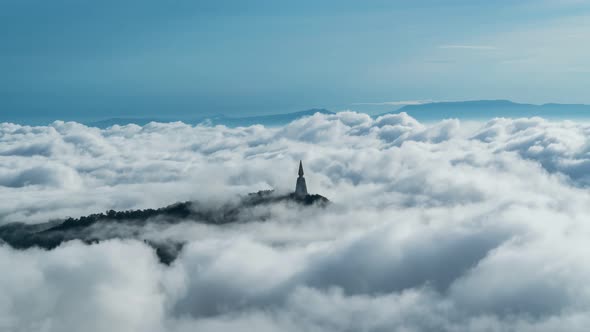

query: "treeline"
left=54, top=202, right=195, bottom=231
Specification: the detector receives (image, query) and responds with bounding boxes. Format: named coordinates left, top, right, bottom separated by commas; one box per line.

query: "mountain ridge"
left=392, top=100, right=590, bottom=121
left=86, top=108, right=334, bottom=128
left=11, top=101, right=590, bottom=128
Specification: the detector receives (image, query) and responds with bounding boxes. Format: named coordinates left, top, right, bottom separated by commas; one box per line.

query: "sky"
left=6, top=3, right=590, bottom=329
left=2, top=0, right=590, bottom=122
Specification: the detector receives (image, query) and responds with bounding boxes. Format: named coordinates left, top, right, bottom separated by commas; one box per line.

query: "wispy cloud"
left=353, top=100, right=433, bottom=106
left=439, top=44, right=497, bottom=50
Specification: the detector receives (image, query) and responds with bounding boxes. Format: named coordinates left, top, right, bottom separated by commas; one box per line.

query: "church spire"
left=298, top=160, right=304, bottom=177
left=295, top=160, right=308, bottom=198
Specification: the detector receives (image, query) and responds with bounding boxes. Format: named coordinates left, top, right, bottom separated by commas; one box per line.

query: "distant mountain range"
left=205, top=108, right=335, bottom=127
left=86, top=108, right=334, bottom=128
left=392, top=100, right=590, bottom=121
left=79, top=101, right=590, bottom=128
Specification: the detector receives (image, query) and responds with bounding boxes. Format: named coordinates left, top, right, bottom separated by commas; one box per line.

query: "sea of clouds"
left=2, top=112, right=590, bottom=331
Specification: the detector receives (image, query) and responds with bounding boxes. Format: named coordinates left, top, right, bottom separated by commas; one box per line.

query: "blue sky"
left=2, top=0, right=590, bottom=122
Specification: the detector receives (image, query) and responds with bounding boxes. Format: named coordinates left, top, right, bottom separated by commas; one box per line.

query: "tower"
left=295, top=160, right=308, bottom=198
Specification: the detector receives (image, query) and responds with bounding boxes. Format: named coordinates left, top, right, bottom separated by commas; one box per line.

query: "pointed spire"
left=298, top=160, right=304, bottom=177
left=295, top=160, right=308, bottom=198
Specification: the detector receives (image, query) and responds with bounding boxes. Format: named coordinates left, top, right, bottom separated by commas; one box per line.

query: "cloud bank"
left=2, top=112, right=590, bottom=331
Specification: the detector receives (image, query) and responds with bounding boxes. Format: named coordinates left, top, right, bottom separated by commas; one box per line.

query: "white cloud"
left=439, top=45, right=498, bottom=50
left=3, top=113, right=590, bottom=331
left=352, top=100, right=433, bottom=106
